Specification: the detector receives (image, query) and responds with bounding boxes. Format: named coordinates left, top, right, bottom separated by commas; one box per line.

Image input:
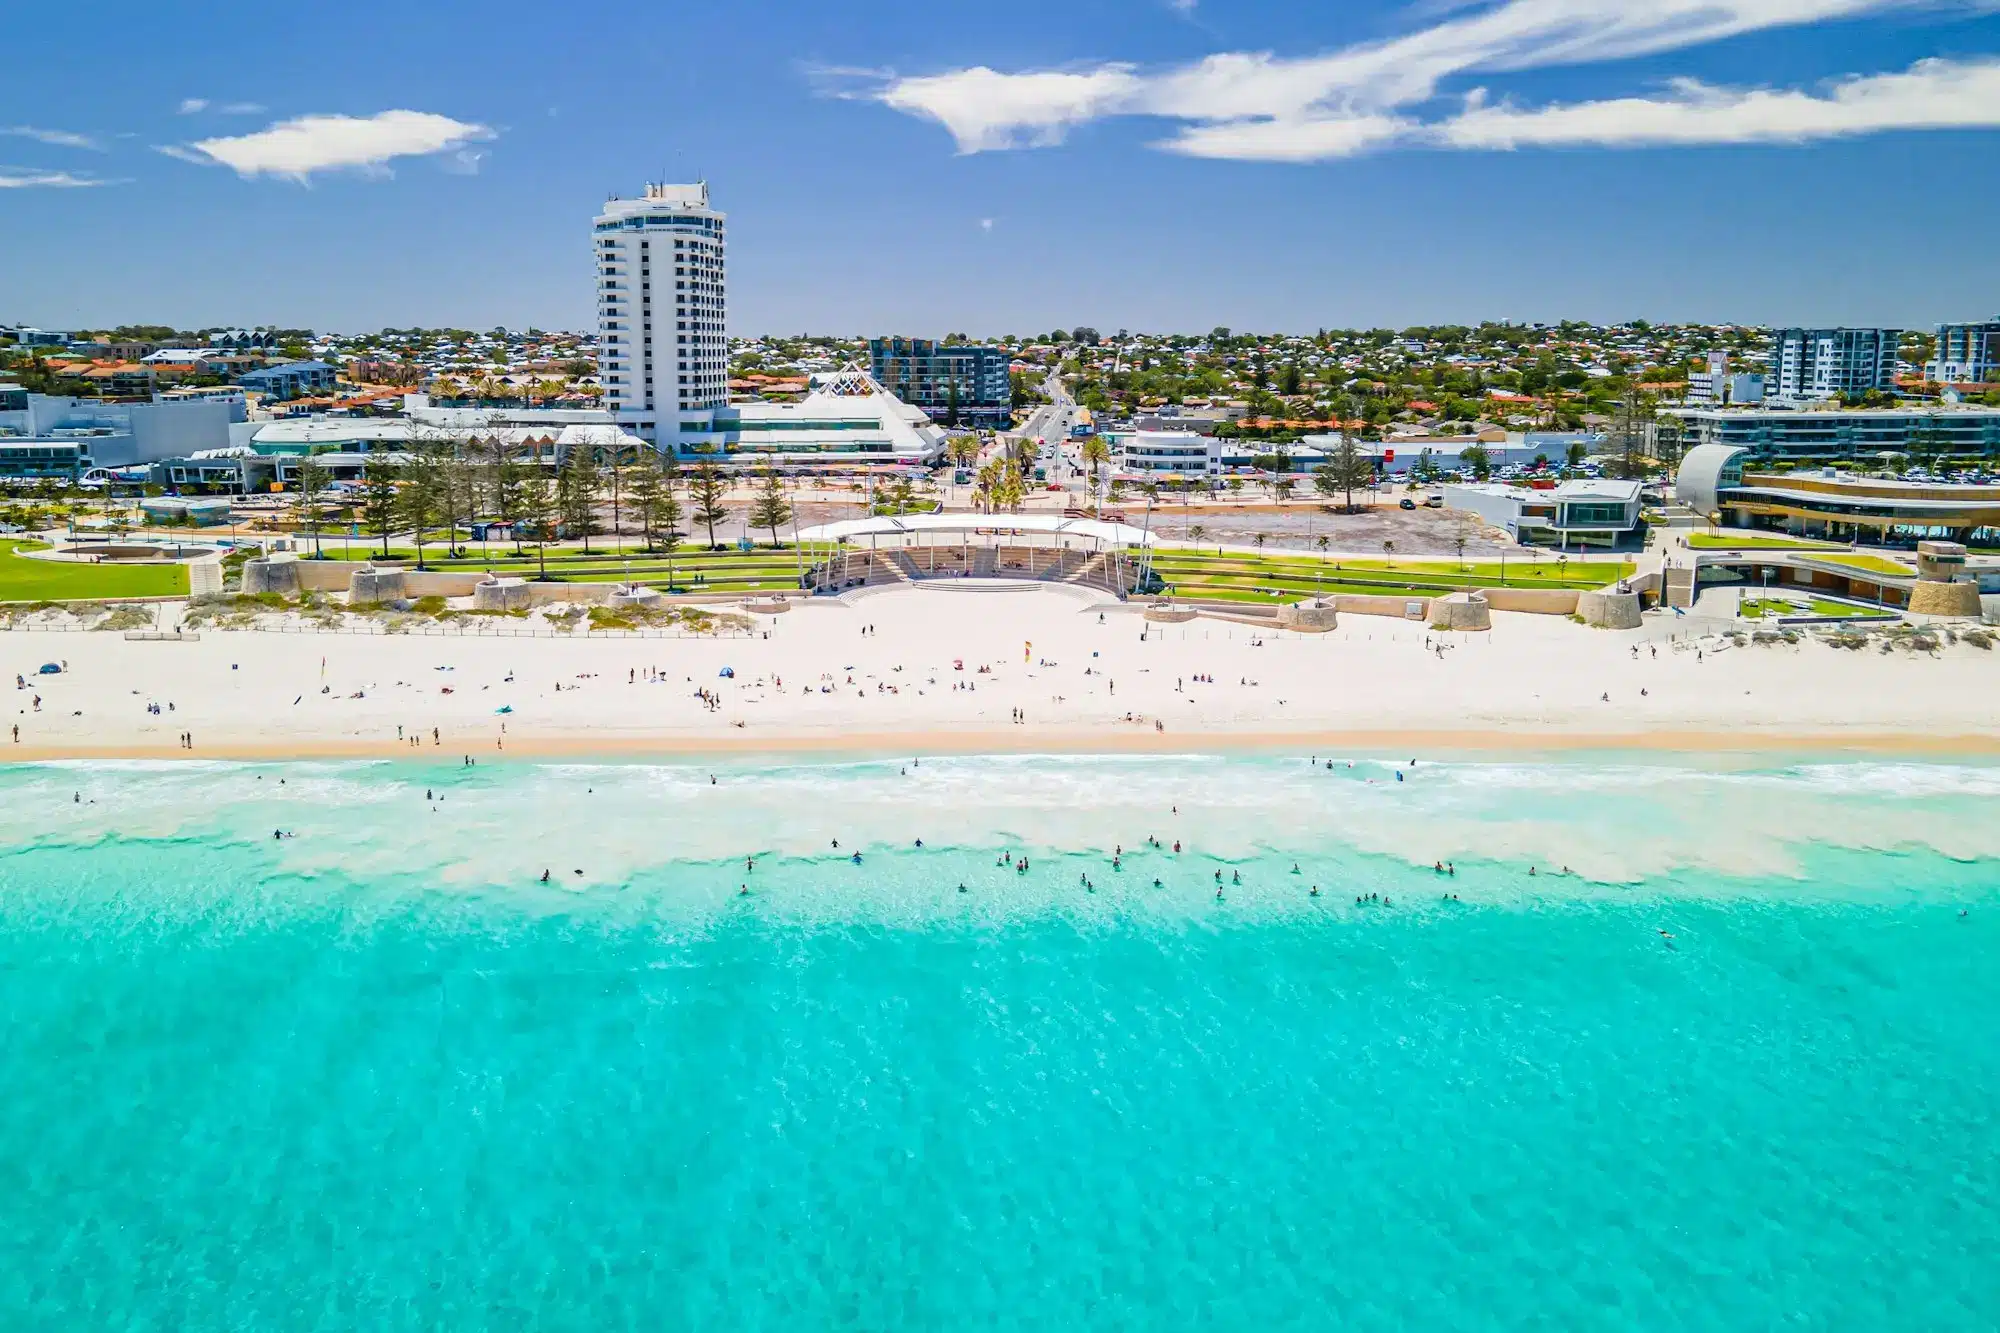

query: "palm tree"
left=1082, top=435, right=1110, bottom=490
left=1381, top=539, right=1395, bottom=568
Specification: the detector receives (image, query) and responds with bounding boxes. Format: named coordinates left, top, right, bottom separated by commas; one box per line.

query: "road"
left=999, top=372, right=1089, bottom=497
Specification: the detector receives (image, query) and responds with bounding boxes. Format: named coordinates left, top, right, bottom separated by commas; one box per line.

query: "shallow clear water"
left=1, top=755, right=1996, bottom=1329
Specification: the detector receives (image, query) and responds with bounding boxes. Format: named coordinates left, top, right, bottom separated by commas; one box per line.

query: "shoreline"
left=10, top=725, right=2000, bottom=763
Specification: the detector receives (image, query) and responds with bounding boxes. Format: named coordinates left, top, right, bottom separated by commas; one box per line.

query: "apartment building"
left=1767, top=328, right=1901, bottom=399
left=1927, top=318, right=2000, bottom=385
left=867, top=338, right=1011, bottom=426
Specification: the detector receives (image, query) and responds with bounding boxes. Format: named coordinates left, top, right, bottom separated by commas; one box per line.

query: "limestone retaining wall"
left=240, top=556, right=301, bottom=597
left=1908, top=579, right=1982, bottom=617
left=1429, top=591, right=1492, bottom=631
left=346, top=567, right=408, bottom=606
left=471, top=577, right=532, bottom=612
left=1479, top=587, right=1582, bottom=615
left=293, top=562, right=486, bottom=598
left=608, top=587, right=664, bottom=611
left=1331, top=593, right=1431, bottom=619
left=1575, top=588, right=1643, bottom=629
left=1277, top=603, right=1339, bottom=632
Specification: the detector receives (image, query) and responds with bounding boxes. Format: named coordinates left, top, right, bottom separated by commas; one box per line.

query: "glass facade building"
left=867, top=339, right=1011, bottom=425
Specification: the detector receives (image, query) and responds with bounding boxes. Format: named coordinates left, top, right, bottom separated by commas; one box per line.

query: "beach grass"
left=0, top=541, right=189, bottom=602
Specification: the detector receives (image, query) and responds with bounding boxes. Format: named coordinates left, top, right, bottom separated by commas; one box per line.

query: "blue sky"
left=6, top=0, right=2000, bottom=335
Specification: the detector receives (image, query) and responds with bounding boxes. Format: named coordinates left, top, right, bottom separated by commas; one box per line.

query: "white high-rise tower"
left=594, top=181, right=726, bottom=453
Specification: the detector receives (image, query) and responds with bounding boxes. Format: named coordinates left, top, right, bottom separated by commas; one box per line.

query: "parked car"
left=1399, top=497, right=1416, bottom=510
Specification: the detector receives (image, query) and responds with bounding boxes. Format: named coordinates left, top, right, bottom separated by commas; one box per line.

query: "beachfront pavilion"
left=795, top=513, right=1158, bottom=597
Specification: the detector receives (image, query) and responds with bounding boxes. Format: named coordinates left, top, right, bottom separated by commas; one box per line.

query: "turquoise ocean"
left=1, top=753, right=1996, bottom=1329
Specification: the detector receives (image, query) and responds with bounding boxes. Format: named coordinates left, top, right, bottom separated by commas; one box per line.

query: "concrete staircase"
left=1662, top=565, right=1696, bottom=609
left=1061, top=553, right=1122, bottom=594
left=1038, top=550, right=1088, bottom=582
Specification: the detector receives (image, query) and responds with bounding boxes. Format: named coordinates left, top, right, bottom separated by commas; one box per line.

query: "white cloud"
left=178, top=98, right=209, bottom=115
left=219, top=102, right=265, bottom=115
left=442, top=148, right=487, bottom=175
left=2, top=126, right=103, bottom=151
left=1159, top=111, right=1413, bottom=160
left=879, top=65, right=1142, bottom=150
left=0, top=168, right=117, bottom=188
left=980, top=217, right=995, bottom=230
left=1437, top=56, right=2000, bottom=146
left=168, top=110, right=495, bottom=181
left=871, top=0, right=1981, bottom=159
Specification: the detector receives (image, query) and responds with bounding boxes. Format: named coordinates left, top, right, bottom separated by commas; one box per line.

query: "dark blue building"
left=868, top=338, right=1011, bottom=427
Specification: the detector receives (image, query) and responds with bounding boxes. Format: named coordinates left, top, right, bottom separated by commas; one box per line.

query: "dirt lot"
left=620, top=490, right=1516, bottom=559
left=1136, top=501, right=1517, bottom=557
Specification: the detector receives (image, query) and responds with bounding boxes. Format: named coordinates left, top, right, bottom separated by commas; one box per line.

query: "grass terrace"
left=288, top=543, right=817, bottom=595
left=1686, top=533, right=1848, bottom=551
left=1740, top=595, right=1896, bottom=621
left=1807, top=553, right=1915, bottom=578
left=1147, top=549, right=1633, bottom=603
left=0, top=540, right=189, bottom=602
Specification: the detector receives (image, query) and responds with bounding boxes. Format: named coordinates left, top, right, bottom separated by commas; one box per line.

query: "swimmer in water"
left=958, top=883, right=967, bottom=894
left=739, top=884, right=749, bottom=896
left=1310, top=885, right=1320, bottom=897
left=1215, top=888, right=1224, bottom=901
left=851, top=852, right=863, bottom=865
left=540, top=870, right=550, bottom=882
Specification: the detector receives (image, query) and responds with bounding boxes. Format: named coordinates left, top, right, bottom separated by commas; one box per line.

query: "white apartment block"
left=1927, top=318, right=2000, bottom=384
left=1768, top=327, right=1901, bottom=399
left=594, top=181, right=727, bottom=453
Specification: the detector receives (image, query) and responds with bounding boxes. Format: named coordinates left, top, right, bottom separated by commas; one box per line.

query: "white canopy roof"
left=798, top=512, right=1155, bottom=546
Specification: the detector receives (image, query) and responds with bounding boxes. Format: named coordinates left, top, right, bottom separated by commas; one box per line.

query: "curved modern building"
left=1676, top=443, right=2000, bottom=543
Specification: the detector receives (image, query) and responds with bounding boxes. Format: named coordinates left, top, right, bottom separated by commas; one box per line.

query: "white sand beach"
left=4, top=585, right=1997, bottom=760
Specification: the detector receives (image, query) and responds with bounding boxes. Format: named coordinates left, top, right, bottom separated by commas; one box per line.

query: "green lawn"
left=1742, top=595, right=1894, bottom=620
left=1810, top=553, right=1914, bottom=577
left=0, top=541, right=189, bottom=602
left=1688, top=533, right=1846, bottom=551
